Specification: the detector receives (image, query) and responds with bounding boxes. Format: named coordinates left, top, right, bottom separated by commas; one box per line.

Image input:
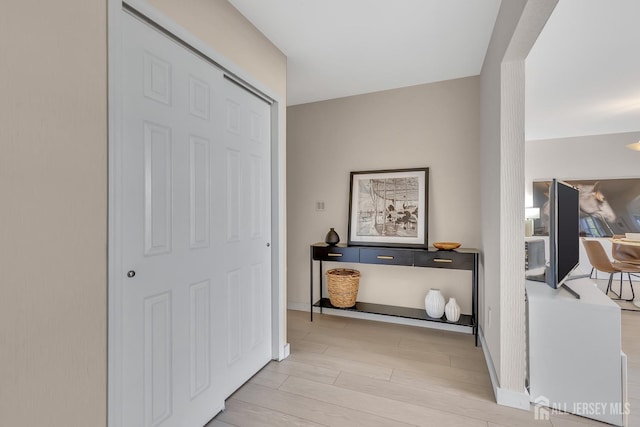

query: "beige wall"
left=0, top=1, right=285, bottom=425
left=0, top=1, right=108, bottom=425
left=147, top=0, right=286, bottom=99
left=525, top=131, right=640, bottom=199
left=287, top=77, right=481, bottom=312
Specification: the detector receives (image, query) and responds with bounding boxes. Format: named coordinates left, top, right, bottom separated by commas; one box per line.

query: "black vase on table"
left=324, top=228, right=340, bottom=246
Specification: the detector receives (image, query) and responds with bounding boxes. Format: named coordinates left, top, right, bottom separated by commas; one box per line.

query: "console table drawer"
left=312, top=245, right=359, bottom=262
left=359, top=248, right=413, bottom=266
left=414, top=251, right=475, bottom=270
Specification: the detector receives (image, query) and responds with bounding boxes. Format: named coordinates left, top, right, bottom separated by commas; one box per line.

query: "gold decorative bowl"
left=433, top=242, right=461, bottom=250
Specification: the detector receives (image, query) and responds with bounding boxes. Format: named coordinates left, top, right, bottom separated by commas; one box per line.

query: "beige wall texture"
left=0, top=1, right=286, bottom=426
left=0, top=1, right=108, bottom=425
left=147, top=0, right=286, bottom=99
left=525, top=131, right=640, bottom=200
left=287, top=77, right=481, bottom=312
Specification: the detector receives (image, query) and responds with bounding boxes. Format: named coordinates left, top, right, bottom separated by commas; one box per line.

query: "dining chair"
left=581, top=238, right=640, bottom=301
left=611, top=234, right=640, bottom=265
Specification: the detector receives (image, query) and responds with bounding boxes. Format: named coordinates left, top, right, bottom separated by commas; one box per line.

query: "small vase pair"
left=424, top=289, right=460, bottom=322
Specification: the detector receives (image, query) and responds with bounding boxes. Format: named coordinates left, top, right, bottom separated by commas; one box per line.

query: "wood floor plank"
left=625, top=366, right=640, bottom=384
left=289, top=339, right=330, bottom=354
left=547, top=413, right=610, bottom=426
left=205, top=419, right=237, bottom=427
left=627, top=397, right=640, bottom=426
left=390, top=368, right=494, bottom=402
left=399, top=335, right=481, bottom=356
left=333, top=371, right=551, bottom=427
left=323, top=343, right=451, bottom=370
left=450, top=354, right=490, bottom=373
left=287, top=350, right=393, bottom=381
left=340, top=314, right=452, bottom=343
left=627, top=380, right=640, bottom=399
left=211, top=309, right=640, bottom=426
left=214, top=398, right=324, bottom=427
left=628, top=414, right=640, bottom=427
left=228, top=383, right=414, bottom=427
left=287, top=328, right=310, bottom=341
left=290, top=310, right=350, bottom=330
left=248, top=366, right=289, bottom=389
left=263, top=358, right=340, bottom=385
left=302, top=328, right=402, bottom=350
left=279, top=375, right=488, bottom=427
left=324, top=345, right=490, bottom=387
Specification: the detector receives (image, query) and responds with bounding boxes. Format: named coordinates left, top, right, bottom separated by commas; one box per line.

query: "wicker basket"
left=326, top=268, right=360, bottom=308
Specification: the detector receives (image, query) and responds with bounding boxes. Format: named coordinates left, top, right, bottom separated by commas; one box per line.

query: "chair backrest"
left=581, top=238, right=618, bottom=273
left=611, top=236, right=640, bottom=264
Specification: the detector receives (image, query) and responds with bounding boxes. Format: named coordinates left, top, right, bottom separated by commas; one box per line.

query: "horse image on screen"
left=532, top=178, right=640, bottom=237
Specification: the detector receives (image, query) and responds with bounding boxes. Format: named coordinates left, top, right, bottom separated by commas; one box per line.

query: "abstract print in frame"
left=348, top=168, right=429, bottom=248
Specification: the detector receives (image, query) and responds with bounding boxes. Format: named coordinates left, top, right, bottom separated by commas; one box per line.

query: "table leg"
left=309, top=246, right=313, bottom=322
left=319, top=260, right=323, bottom=314
left=473, top=253, right=479, bottom=347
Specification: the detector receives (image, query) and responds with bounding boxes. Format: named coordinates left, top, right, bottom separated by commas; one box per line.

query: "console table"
left=309, top=243, right=479, bottom=345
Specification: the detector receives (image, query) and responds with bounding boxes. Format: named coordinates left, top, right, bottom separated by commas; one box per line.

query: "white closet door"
left=118, top=11, right=271, bottom=427
left=216, top=78, right=272, bottom=397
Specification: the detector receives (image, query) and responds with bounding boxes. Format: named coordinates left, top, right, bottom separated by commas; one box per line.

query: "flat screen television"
left=528, top=179, right=581, bottom=298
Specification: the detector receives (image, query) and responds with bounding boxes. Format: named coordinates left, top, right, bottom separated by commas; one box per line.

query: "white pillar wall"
left=499, top=59, right=527, bottom=398
left=480, top=0, right=557, bottom=408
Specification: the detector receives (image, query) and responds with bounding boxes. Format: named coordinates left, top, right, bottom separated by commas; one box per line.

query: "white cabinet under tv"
left=526, top=278, right=627, bottom=426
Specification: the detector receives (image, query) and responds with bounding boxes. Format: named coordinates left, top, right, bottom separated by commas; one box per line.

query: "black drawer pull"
left=328, top=253, right=343, bottom=257
left=433, top=258, right=453, bottom=263
left=377, top=255, right=394, bottom=260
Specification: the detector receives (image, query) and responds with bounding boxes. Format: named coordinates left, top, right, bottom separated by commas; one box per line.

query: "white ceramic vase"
left=425, top=289, right=445, bottom=318
left=445, top=297, right=461, bottom=322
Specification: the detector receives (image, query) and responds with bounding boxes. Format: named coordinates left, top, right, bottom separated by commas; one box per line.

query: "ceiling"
left=526, top=0, right=640, bottom=141
left=229, top=0, right=501, bottom=106
left=229, top=0, right=640, bottom=141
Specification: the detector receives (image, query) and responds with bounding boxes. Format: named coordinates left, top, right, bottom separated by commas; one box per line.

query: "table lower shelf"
left=313, top=298, right=474, bottom=328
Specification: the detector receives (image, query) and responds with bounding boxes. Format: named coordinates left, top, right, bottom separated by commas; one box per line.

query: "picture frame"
left=348, top=167, right=429, bottom=248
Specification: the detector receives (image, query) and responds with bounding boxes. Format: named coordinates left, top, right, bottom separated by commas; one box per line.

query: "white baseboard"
left=479, top=327, right=530, bottom=411
left=278, top=343, right=290, bottom=361
left=496, top=387, right=531, bottom=410
left=622, top=351, right=628, bottom=427
left=287, top=302, right=314, bottom=312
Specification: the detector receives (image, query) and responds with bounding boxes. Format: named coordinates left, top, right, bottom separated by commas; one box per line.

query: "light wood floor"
left=210, top=307, right=640, bottom=426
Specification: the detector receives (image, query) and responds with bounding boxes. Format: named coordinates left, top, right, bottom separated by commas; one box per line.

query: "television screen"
left=548, top=179, right=580, bottom=289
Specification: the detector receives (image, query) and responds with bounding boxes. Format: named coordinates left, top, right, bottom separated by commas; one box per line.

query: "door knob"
left=127, top=270, right=136, bottom=278
left=266, top=243, right=270, bottom=247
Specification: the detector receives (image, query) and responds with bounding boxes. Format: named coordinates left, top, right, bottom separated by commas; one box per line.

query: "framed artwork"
left=532, top=178, right=640, bottom=237
left=348, top=168, right=429, bottom=248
